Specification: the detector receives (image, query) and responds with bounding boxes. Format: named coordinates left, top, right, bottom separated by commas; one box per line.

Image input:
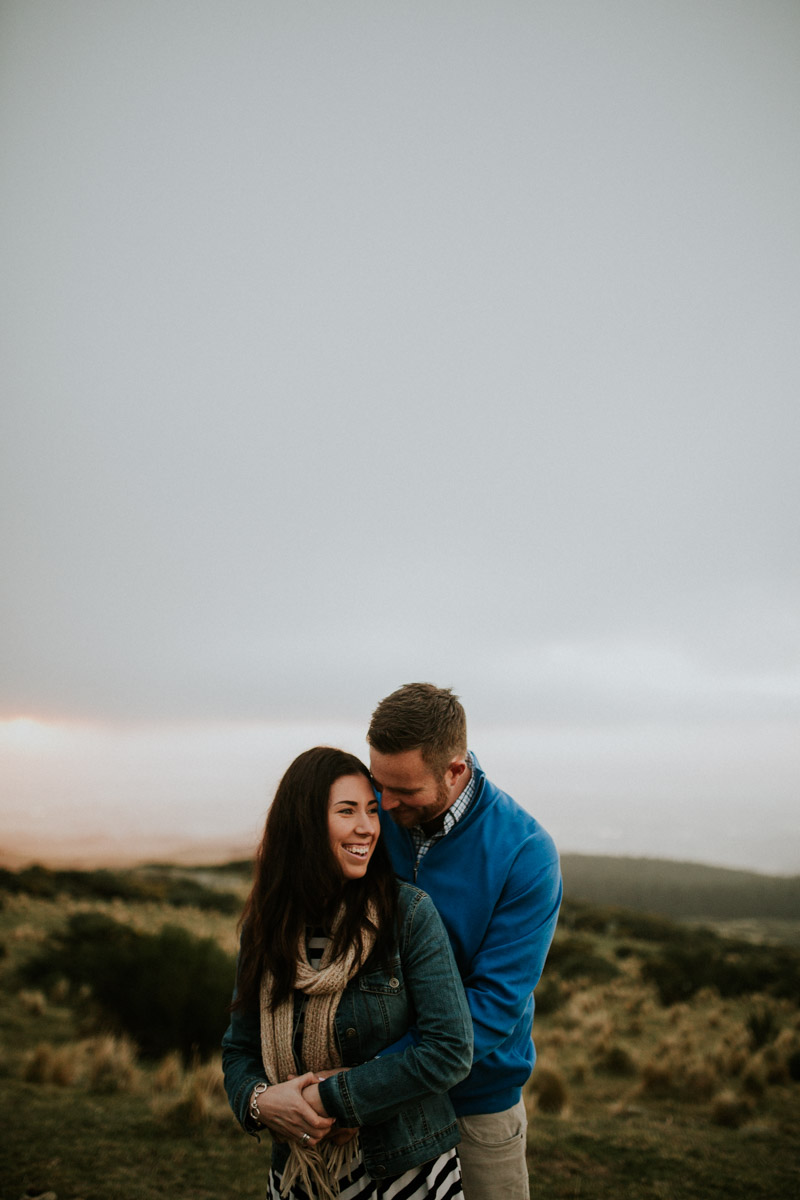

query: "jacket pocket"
left=357, top=956, right=405, bottom=997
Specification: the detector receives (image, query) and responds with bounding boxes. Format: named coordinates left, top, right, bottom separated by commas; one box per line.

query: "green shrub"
left=529, top=1063, right=569, bottom=1114
left=641, top=934, right=800, bottom=1006
left=0, top=864, right=240, bottom=913
left=596, top=1044, right=637, bottom=1076
left=534, top=975, right=564, bottom=1015
left=559, top=900, right=684, bottom=943
left=612, top=911, right=687, bottom=943
left=546, top=937, right=620, bottom=983
left=21, top=913, right=235, bottom=1060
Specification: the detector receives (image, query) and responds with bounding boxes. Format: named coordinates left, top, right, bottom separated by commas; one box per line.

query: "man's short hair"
left=367, top=683, right=467, bottom=776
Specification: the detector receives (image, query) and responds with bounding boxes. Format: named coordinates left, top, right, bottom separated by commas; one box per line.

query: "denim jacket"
left=222, top=882, right=473, bottom=1181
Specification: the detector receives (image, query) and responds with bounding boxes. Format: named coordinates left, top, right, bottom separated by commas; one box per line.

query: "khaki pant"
left=456, top=1097, right=529, bottom=1200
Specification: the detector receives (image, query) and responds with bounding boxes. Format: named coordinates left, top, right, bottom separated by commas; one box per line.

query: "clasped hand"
left=256, top=1068, right=354, bottom=1148
left=301, top=1069, right=358, bottom=1146
left=255, top=1073, right=334, bottom=1147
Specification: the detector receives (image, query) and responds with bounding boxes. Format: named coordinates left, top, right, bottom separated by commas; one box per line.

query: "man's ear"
left=445, top=757, right=468, bottom=784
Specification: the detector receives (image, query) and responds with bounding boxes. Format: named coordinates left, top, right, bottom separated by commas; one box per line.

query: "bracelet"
left=249, top=1081, right=268, bottom=1126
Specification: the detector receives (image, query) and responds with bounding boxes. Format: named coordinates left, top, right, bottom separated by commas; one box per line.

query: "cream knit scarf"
left=260, top=906, right=377, bottom=1199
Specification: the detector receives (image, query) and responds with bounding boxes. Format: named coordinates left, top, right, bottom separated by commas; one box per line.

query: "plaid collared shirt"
left=410, top=750, right=478, bottom=873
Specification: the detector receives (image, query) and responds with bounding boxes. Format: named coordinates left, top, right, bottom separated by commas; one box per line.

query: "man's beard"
left=387, top=778, right=451, bottom=830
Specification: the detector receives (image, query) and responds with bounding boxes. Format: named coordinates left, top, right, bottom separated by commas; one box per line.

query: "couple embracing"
left=223, top=683, right=562, bottom=1200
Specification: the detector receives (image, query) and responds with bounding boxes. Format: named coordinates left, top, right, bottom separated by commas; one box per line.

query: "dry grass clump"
left=151, top=1055, right=231, bottom=1131
left=8, top=921, right=47, bottom=944
left=539, top=1027, right=568, bottom=1050
left=771, top=1029, right=800, bottom=1083
left=667, top=1003, right=690, bottom=1026
left=50, top=977, right=70, bottom=1003
left=683, top=1061, right=719, bottom=1102
left=741, top=1056, right=767, bottom=1098
left=21, top=1042, right=84, bottom=1087
left=638, top=1059, right=676, bottom=1097
left=527, top=1061, right=569, bottom=1115
left=595, top=1043, right=637, bottom=1076
left=20, top=1034, right=143, bottom=1092
left=710, top=1089, right=752, bottom=1128
left=759, top=1044, right=790, bottom=1086
left=152, top=1050, right=184, bottom=1093
left=716, top=1044, right=748, bottom=1078
left=567, top=1053, right=591, bottom=1084
left=622, top=991, right=647, bottom=1017
left=705, top=1003, right=725, bottom=1029
left=559, top=991, right=601, bottom=1028
left=191, top=1054, right=226, bottom=1099
left=693, top=986, right=721, bottom=1006
left=637, top=1046, right=719, bottom=1103
left=84, top=1034, right=141, bottom=1093
left=18, top=988, right=47, bottom=1015
left=584, top=1012, right=615, bottom=1039
left=773, top=1027, right=799, bottom=1058
left=712, top=1025, right=751, bottom=1078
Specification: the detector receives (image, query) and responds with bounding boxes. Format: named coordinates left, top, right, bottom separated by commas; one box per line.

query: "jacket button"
left=389, top=977, right=399, bottom=988
left=346, top=1027, right=357, bottom=1038
left=374, top=1165, right=386, bottom=1176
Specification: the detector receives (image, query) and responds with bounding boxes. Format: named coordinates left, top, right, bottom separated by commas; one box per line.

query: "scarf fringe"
left=279, top=1133, right=361, bottom=1200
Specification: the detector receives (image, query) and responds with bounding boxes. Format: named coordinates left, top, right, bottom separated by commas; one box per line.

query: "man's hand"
left=254, top=1073, right=335, bottom=1146
left=301, top=1066, right=348, bottom=1118
left=302, top=1073, right=358, bottom=1146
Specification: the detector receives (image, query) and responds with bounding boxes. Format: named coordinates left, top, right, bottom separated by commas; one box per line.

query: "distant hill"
left=561, top=853, right=800, bottom=920
left=3, top=836, right=798, bottom=923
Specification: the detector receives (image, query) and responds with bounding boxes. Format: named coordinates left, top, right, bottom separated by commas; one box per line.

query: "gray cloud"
left=1, top=3, right=798, bottom=850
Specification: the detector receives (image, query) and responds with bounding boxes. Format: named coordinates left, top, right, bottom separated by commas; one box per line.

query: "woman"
left=222, top=746, right=473, bottom=1200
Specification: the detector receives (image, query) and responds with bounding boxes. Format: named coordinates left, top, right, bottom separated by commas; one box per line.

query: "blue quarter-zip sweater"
left=379, top=755, right=562, bottom=1116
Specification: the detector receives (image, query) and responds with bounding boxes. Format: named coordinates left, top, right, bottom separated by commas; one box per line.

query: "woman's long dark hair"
left=233, top=746, right=398, bottom=1012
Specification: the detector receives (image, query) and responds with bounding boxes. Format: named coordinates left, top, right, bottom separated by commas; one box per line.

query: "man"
left=368, top=682, right=562, bottom=1200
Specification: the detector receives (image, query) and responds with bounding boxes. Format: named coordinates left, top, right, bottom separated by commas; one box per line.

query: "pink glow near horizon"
left=2, top=717, right=798, bottom=875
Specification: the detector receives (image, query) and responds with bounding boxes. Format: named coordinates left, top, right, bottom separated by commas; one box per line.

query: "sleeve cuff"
left=318, top=1074, right=358, bottom=1126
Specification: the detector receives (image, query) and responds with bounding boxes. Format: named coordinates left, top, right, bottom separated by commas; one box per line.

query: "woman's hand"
left=254, top=1073, right=335, bottom=1146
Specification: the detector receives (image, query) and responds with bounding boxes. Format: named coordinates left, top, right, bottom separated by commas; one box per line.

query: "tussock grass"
left=19, top=1035, right=142, bottom=1091
left=683, top=1061, right=719, bottom=1102
left=85, top=1033, right=141, bottom=1092
left=50, top=976, right=70, bottom=1003
left=527, top=1061, right=569, bottom=1115
left=594, top=1043, right=637, bottom=1076
left=710, top=1089, right=753, bottom=1128
left=18, top=988, right=47, bottom=1015
left=152, top=1049, right=184, bottom=1092
left=151, top=1055, right=233, bottom=1132
left=741, top=1055, right=767, bottom=1097
left=21, top=1041, right=83, bottom=1086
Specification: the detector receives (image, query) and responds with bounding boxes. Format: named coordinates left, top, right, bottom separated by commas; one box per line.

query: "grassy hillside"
left=561, top=854, right=800, bottom=921
left=1, top=864, right=799, bottom=1199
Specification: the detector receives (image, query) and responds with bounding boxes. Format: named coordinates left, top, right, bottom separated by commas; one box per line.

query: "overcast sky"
left=2, top=2, right=798, bottom=873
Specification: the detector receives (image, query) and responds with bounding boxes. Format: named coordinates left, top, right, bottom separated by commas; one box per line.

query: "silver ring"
left=301, top=1132, right=311, bottom=1146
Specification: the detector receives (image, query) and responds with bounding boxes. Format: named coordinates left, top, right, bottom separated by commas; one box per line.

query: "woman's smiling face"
left=327, top=773, right=380, bottom=880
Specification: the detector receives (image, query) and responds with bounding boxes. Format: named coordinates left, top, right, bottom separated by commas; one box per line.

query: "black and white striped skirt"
left=267, top=1146, right=463, bottom=1200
